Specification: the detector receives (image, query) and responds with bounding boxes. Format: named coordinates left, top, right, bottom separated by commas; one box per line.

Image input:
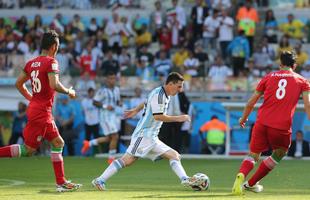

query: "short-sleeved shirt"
left=281, top=20, right=305, bottom=39
left=23, top=56, right=60, bottom=122
left=81, top=97, right=100, bottom=125
left=93, top=86, right=121, bottom=109
left=132, top=86, right=170, bottom=139
left=256, top=69, right=310, bottom=132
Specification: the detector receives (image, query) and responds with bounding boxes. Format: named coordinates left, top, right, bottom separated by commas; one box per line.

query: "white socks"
left=89, top=139, right=98, bottom=147
left=169, top=159, right=188, bottom=181
left=109, top=149, right=117, bottom=158
left=99, top=159, right=125, bottom=182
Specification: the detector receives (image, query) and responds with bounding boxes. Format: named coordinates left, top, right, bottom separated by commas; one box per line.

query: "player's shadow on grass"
left=132, top=194, right=235, bottom=199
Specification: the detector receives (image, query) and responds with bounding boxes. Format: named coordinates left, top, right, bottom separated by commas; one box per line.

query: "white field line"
left=0, top=179, right=26, bottom=187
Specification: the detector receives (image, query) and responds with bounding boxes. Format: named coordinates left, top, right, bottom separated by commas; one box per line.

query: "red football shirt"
left=23, top=56, right=60, bottom=122
left=80, top=54, right=96, bottom=78
left=256, top=69, right=310, bottom=132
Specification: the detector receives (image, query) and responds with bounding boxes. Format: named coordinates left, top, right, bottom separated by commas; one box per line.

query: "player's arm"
left=48, top=73, right=76, bottom=99
left=93, top=100, right=103, bottom=108
left=239, top=91, right=262, bottom=128
left=123, top=102, right=145, bottom=119
left=92, top=90, right=114, bottom=111
left=93, top=100, right=114, bottom=110
left=149, top=92, right=191, bottom=122
left=153, top=114, right=191, bottom=122
left=302, top=92, right=310, bottom=119
left=15, top=71, right=32, bottom=101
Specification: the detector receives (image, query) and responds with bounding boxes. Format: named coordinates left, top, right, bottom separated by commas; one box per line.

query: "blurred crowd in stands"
left=2, top=0, right=310, bottom=156
left=0, top=1, right=310, bottom=90
left=1, top=0, right=310, bottom=92
left=0, top=0, right=141, bottom=9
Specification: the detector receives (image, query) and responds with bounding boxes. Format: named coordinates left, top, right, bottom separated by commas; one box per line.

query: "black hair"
left=280, top=51, right=297, bottom=67
left=40, top=30, right=59, bottom=50
left=265, top=9, right=276, bottom=23
left=211, top=115, right=218, bottom=120
left=165, top=72, right=184, bottom=84
left=238, top=30, right=245, bottom=36
left=105, top=71, right=117, bottom=77
left=88, top=87, right=95, bottom=93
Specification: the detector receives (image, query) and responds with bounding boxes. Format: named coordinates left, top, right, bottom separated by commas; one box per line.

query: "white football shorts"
left=126, top=137, right=171, bottom=161
left=99, top=110, right=120, bottom=135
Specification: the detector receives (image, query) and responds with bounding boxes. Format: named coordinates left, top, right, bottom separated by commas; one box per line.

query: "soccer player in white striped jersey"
left=91, top=72, right=194, bottom=191
left=81, top=71, right=122, bottom=164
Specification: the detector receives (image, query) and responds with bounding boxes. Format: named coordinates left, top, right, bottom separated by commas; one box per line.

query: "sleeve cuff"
left=47, top=71, right=59, bottom=75
left=153, top=113, right=164, bottom=116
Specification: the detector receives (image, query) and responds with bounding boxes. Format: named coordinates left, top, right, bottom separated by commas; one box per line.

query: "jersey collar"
left=161, top=86, right=168, bottom=98
left=280, top=67, right=293, bottom=71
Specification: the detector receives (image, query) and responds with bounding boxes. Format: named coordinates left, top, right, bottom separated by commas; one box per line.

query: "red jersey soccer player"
left=0, top=30, right=82, bottom=192
left=232, top=51, right=310, bottom=195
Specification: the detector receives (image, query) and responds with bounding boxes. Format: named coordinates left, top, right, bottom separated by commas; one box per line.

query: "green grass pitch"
left=0, top=157, right=309, bottom=200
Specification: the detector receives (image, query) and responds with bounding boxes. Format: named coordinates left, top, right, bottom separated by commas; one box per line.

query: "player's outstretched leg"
left=0, top=144, right=31, bottom=157
left=246, top=149, right=285, bottom=193
left=92, top=154, right=137, bottom=191
left=162, top=149, right=194, bottom=187
left=108, top=133, right=119, bottom=164
left=232, top=154, right=258, bottom=195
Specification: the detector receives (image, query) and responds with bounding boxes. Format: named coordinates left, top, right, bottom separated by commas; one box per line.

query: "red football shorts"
left=23, top=120, right=60, bottom=149
left=250, top=122, right=291, bottom=153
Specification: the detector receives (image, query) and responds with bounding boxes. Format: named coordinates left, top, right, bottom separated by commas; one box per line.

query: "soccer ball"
left=191, top=173, right=210, bottom=191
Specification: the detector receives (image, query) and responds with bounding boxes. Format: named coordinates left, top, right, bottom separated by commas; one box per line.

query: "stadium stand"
left=1, top=0, right=310, bottom=156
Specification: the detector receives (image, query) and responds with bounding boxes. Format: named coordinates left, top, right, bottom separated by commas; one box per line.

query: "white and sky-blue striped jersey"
left=132, top=86, right=170, bottom=139
left=94, top=85, right=120, bottom=108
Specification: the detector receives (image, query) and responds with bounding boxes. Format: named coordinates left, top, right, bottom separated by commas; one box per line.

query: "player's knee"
left=122, top=159, right=131, bottom=167
left=112, top=133, right=119, bottom=140
left=52, top=137, right=65, bottom=148
left=171, top=150, right=181, bottom=161
left=249, top=152, right=260, bottom=162
left=273, top=149, right=286, bottom=160
left=54, top=141, right=64, bottom=148
left=24, top=146, right=36, bottom=157
left=121, top=155, right=135, bottom=167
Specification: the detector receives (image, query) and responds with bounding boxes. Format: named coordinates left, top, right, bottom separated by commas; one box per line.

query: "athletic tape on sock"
left=244, top=155, right=256, bottom=164
left=271, top=153, right=283, bottom=163
left=113, top=159, right=124, bottom=170
left=51, top=146, right=63, bottom=153
left=263, top=156, right=278, bottom=170
left=19, top=145, right=28, bottom=157
left=169, top=159, right=182, bottom=168
left=10, top=144, right=20, bottom=157
left=51, top=146, right=63, bottom=162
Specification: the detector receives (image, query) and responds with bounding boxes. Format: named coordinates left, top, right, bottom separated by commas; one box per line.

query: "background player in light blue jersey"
left=81, top=71, right=122, bottom=164
left=91, top=72, right=194, bottom=190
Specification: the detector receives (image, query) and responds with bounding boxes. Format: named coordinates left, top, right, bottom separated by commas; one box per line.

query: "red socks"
left=248, top=156, right=278, bottom=186
left=239, top=156, right=255, bottom=177
left=0, top=144, right=20, bottom=157
left=51, top=152, right=66, bottom=185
